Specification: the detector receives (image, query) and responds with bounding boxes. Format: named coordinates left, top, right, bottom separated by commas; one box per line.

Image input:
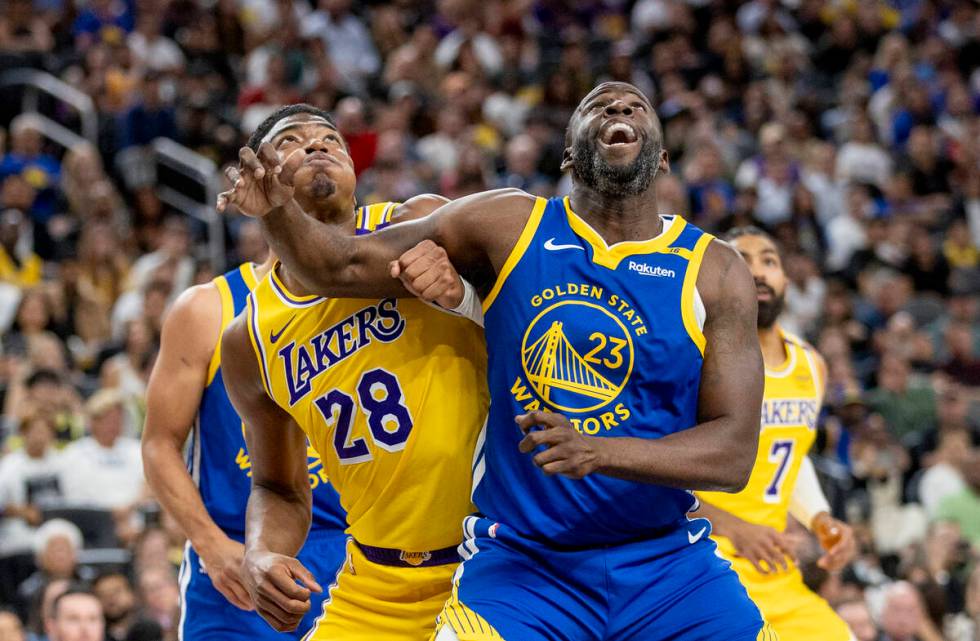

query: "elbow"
left=707, top=434, right=756, bottom=493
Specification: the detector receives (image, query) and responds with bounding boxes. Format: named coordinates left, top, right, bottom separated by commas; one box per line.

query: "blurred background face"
left=0, top=611, right=25, bottom=641
left=21, top=417, right=55, bottom=457
left=40, top=536, right=77, bottom=577
left=93, top=575, right=136, bottom=624
left=89, top=405, right=123, bottom=446
left=880, top=583, right=924, bottom=641
left=46, top=594, right=103, bottom=641
left=835, top=601, right=876, bottom=641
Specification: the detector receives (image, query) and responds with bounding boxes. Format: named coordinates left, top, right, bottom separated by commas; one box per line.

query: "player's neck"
left=253, top=253, right=277, bottom=281
left=758, top=324, right=788, bottom=370
left=568, top=184, right=663, bottom=244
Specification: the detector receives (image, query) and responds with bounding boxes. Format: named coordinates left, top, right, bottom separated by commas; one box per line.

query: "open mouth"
left=599, top=122, right=639, bottom=146
left=305, top=151, right=334, bottom=164
left=756, top=285, right=774, bottom=301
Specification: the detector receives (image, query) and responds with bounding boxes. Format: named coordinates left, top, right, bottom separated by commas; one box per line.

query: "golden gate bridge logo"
left=521, top=301, right=633, bottom=413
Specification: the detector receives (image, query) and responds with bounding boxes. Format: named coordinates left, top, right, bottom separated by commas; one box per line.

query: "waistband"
left=354, top=540, right=461, bottom=568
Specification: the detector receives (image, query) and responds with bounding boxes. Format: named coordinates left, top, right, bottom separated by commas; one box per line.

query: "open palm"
left=217, top=142, right=304, bottom=218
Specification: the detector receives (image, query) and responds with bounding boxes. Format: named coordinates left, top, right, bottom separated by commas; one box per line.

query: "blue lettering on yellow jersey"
left=189, top=263, right=346, bottom=537
left=475, top=196, right=715, bottom=546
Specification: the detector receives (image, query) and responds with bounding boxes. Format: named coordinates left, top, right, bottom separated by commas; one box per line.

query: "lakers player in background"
left=218, top=104, right=488, bottom=640
left=141, top=227, right=349, bottom=638
left=697, top=226, right=857, bottom=641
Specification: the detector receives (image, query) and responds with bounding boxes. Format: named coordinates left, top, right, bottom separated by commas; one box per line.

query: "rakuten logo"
left=628, top=261, right=675, bottom=278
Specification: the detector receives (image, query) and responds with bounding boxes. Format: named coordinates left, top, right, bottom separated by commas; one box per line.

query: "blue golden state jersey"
left=475, top=196, right=715, bottom=546
left=244, top=203, right=489, bottom=552
left=189, top=263, right=346, bottom=537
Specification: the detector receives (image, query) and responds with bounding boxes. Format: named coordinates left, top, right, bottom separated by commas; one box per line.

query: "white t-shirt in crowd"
left=59, top=437, right=144, bottom=510
left=0, top=448, right=65, bottom=555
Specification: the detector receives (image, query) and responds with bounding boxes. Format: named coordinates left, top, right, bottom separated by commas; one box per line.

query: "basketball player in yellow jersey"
left=218, top=104, right=489, bottom=641
left=697, top=226, right=857, bottom=641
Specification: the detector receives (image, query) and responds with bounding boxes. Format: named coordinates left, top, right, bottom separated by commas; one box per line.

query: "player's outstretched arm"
left=517, top=240, right=763, bottom=491
left=141, top=285, right=254, bottom=611
left=261, top=188, right=533, bottom=299
left=221, top=315, right=322, bottom=632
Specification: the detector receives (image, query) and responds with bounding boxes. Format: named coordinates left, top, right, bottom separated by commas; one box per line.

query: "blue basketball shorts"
left=434, top=515, right=776, bottom=641
left=177, top=528, right=348, bottom=641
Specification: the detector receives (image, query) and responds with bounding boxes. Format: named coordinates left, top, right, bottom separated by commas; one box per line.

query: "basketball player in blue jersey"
left=222, top=82, right=774, bottom=640
left=141, top=245, right=349, bottom=639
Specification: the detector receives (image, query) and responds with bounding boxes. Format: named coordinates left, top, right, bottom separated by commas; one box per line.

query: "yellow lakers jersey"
left=245, top=203, right=489, bottom=552
left=700, top=328, right=823, bottom=543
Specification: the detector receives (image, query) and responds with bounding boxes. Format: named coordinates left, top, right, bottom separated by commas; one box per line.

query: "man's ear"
left=560, top=146, right=573, bottom=173
left=658, top=148, right=670, bottom=175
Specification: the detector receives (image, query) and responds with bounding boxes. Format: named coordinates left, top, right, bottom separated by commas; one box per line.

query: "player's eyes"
left=278, top=135, right=297, bottom=146
left=631, top=102, right=646, bottom=111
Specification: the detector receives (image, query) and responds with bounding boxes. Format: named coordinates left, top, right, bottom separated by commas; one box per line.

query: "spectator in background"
left=0, top=607, right=25, bottom=641
left=301, top=0, right=379, bottom=94
left=90, top=572, right=161, bottom=641
left=734, top=122, right=800, bottom=226
left=0, top=415, right=64, bottom=558
left=0, top=208, right=39, bottom=286
left=877, top=580, right=943, bottom=641
left=3, top=370, right=85, bottom=447
left=837, top=113, right=894, bottom=190
left=836, top=599, right=880, bottom=641
left=0, top=116, right=60, bottom=225
left=72, top=0, right=134, bottom=52
left=17, top=521, right=84, bottom=617
left=946, top=564, right=980, bottom=641
left=58, top=390, right=146, bottom=535
left=934, top=451, right=980, bottom=549
left=127, top=8, right=184, bottom=75
left=496, top=133, right=547, bottom=193
left=867, top=355, right=937, bottom=440
left=0, top=0, right=53, bottom=58
left=117, top=73, right=179, bottom=151
left=44, top=587, right=103, bottom=641
left=135, top=566, right=177, bottom=639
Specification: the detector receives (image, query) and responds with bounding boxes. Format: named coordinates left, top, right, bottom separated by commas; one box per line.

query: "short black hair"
left=91, top=570, right=131, bottom=590
left=723, top=225, right=775, bottom=244
left=51, top=585, right=99, bottom=619
left=246, top=104, right=336, bottom=151
left=25, top=368, right=61, bottom=389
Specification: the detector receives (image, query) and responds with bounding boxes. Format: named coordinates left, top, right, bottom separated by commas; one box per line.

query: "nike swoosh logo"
left=543, top=237, right=584, bottom=252
left=688, top=526, right=707, bottom=545
left=270, top=316, right=296, bottom=344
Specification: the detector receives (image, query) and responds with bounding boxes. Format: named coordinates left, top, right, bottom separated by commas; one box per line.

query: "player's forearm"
left=595, top=418, right=755, bottom=492
left=244, top=483, right=312, bottom=558
left=690, top=499, right=744, bottom=538
left=260, top=199, right=408, bottom=298
left=141, top=436, right=228, bottom=553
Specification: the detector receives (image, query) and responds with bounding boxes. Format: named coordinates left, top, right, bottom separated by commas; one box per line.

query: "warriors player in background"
left=697, top=226, right=857, bottom=641
left=141, top=210, right=347, bottom=638
left=225, top=84, right=774, bottom=641
left=218, top=104, right=488, bottom=640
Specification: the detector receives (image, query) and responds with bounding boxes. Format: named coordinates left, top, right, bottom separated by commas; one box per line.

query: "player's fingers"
left=257, top=141, right=281, bottom=172
left=532, top=443, right=567, bottom=468
left=518, top=427, right=568, bottom=453
left=397, top=240, right=439, bottom=269
left=254, top=597, right=300, bottom=631
left=286, top=558, right=323, bottom=593
left=515, top=411, right=566, bottom=433
left=405, top=269, right=441, bottom=299
left=261, top=565, right=312, bottom=603
left=216, top=191, right=231, bottom=213
left=389, top=260, right=401, bottom=279
left=765, top=540, right=789, bottom=571
left=216, top=576, right=255, bottom=611
left=400, top=252, right=439, bottom=281
left=239, top=146, right=265, bottom=179
left=254, top=588, right=310, bottom=617
left=744, top=550, right=769, bottom=575
left=421, top=276, right=461, bottom=307
left=279, top=148, right=304, bottom=186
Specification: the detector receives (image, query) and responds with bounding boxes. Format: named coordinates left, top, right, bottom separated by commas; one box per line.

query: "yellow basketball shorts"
left=729, top=557, right=853, bottom=641
left=302, top=539, right=457, bottom=641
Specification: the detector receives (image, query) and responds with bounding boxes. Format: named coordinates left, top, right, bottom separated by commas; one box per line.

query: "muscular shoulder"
left=160, top=283, right=223, bottom=362
left=696, top=239, right=755, bottom=318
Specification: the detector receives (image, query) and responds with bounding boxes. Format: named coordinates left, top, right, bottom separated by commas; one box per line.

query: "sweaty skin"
left=222, top=83, right=764, bottom=493
left=219, top=112, right=461, bottom=632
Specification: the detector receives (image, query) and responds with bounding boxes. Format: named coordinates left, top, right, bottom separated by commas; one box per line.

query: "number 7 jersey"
left=698, top=328, right=822, bottom=537
left=243, top=206, right=489, bottom=553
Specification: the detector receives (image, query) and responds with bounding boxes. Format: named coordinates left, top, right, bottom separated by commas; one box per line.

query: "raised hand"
left=217, top=142, right=304, bottom=218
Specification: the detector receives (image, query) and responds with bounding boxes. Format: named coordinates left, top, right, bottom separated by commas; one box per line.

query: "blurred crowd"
left=0, top=0, right=979, bottom=639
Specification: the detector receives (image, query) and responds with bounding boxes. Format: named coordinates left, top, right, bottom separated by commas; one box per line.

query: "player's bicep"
left=221, top=316, right=309, bottom=496
left=697, top=242, right=764, bottom=427
left=144, top=286, right=221, bottom=444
